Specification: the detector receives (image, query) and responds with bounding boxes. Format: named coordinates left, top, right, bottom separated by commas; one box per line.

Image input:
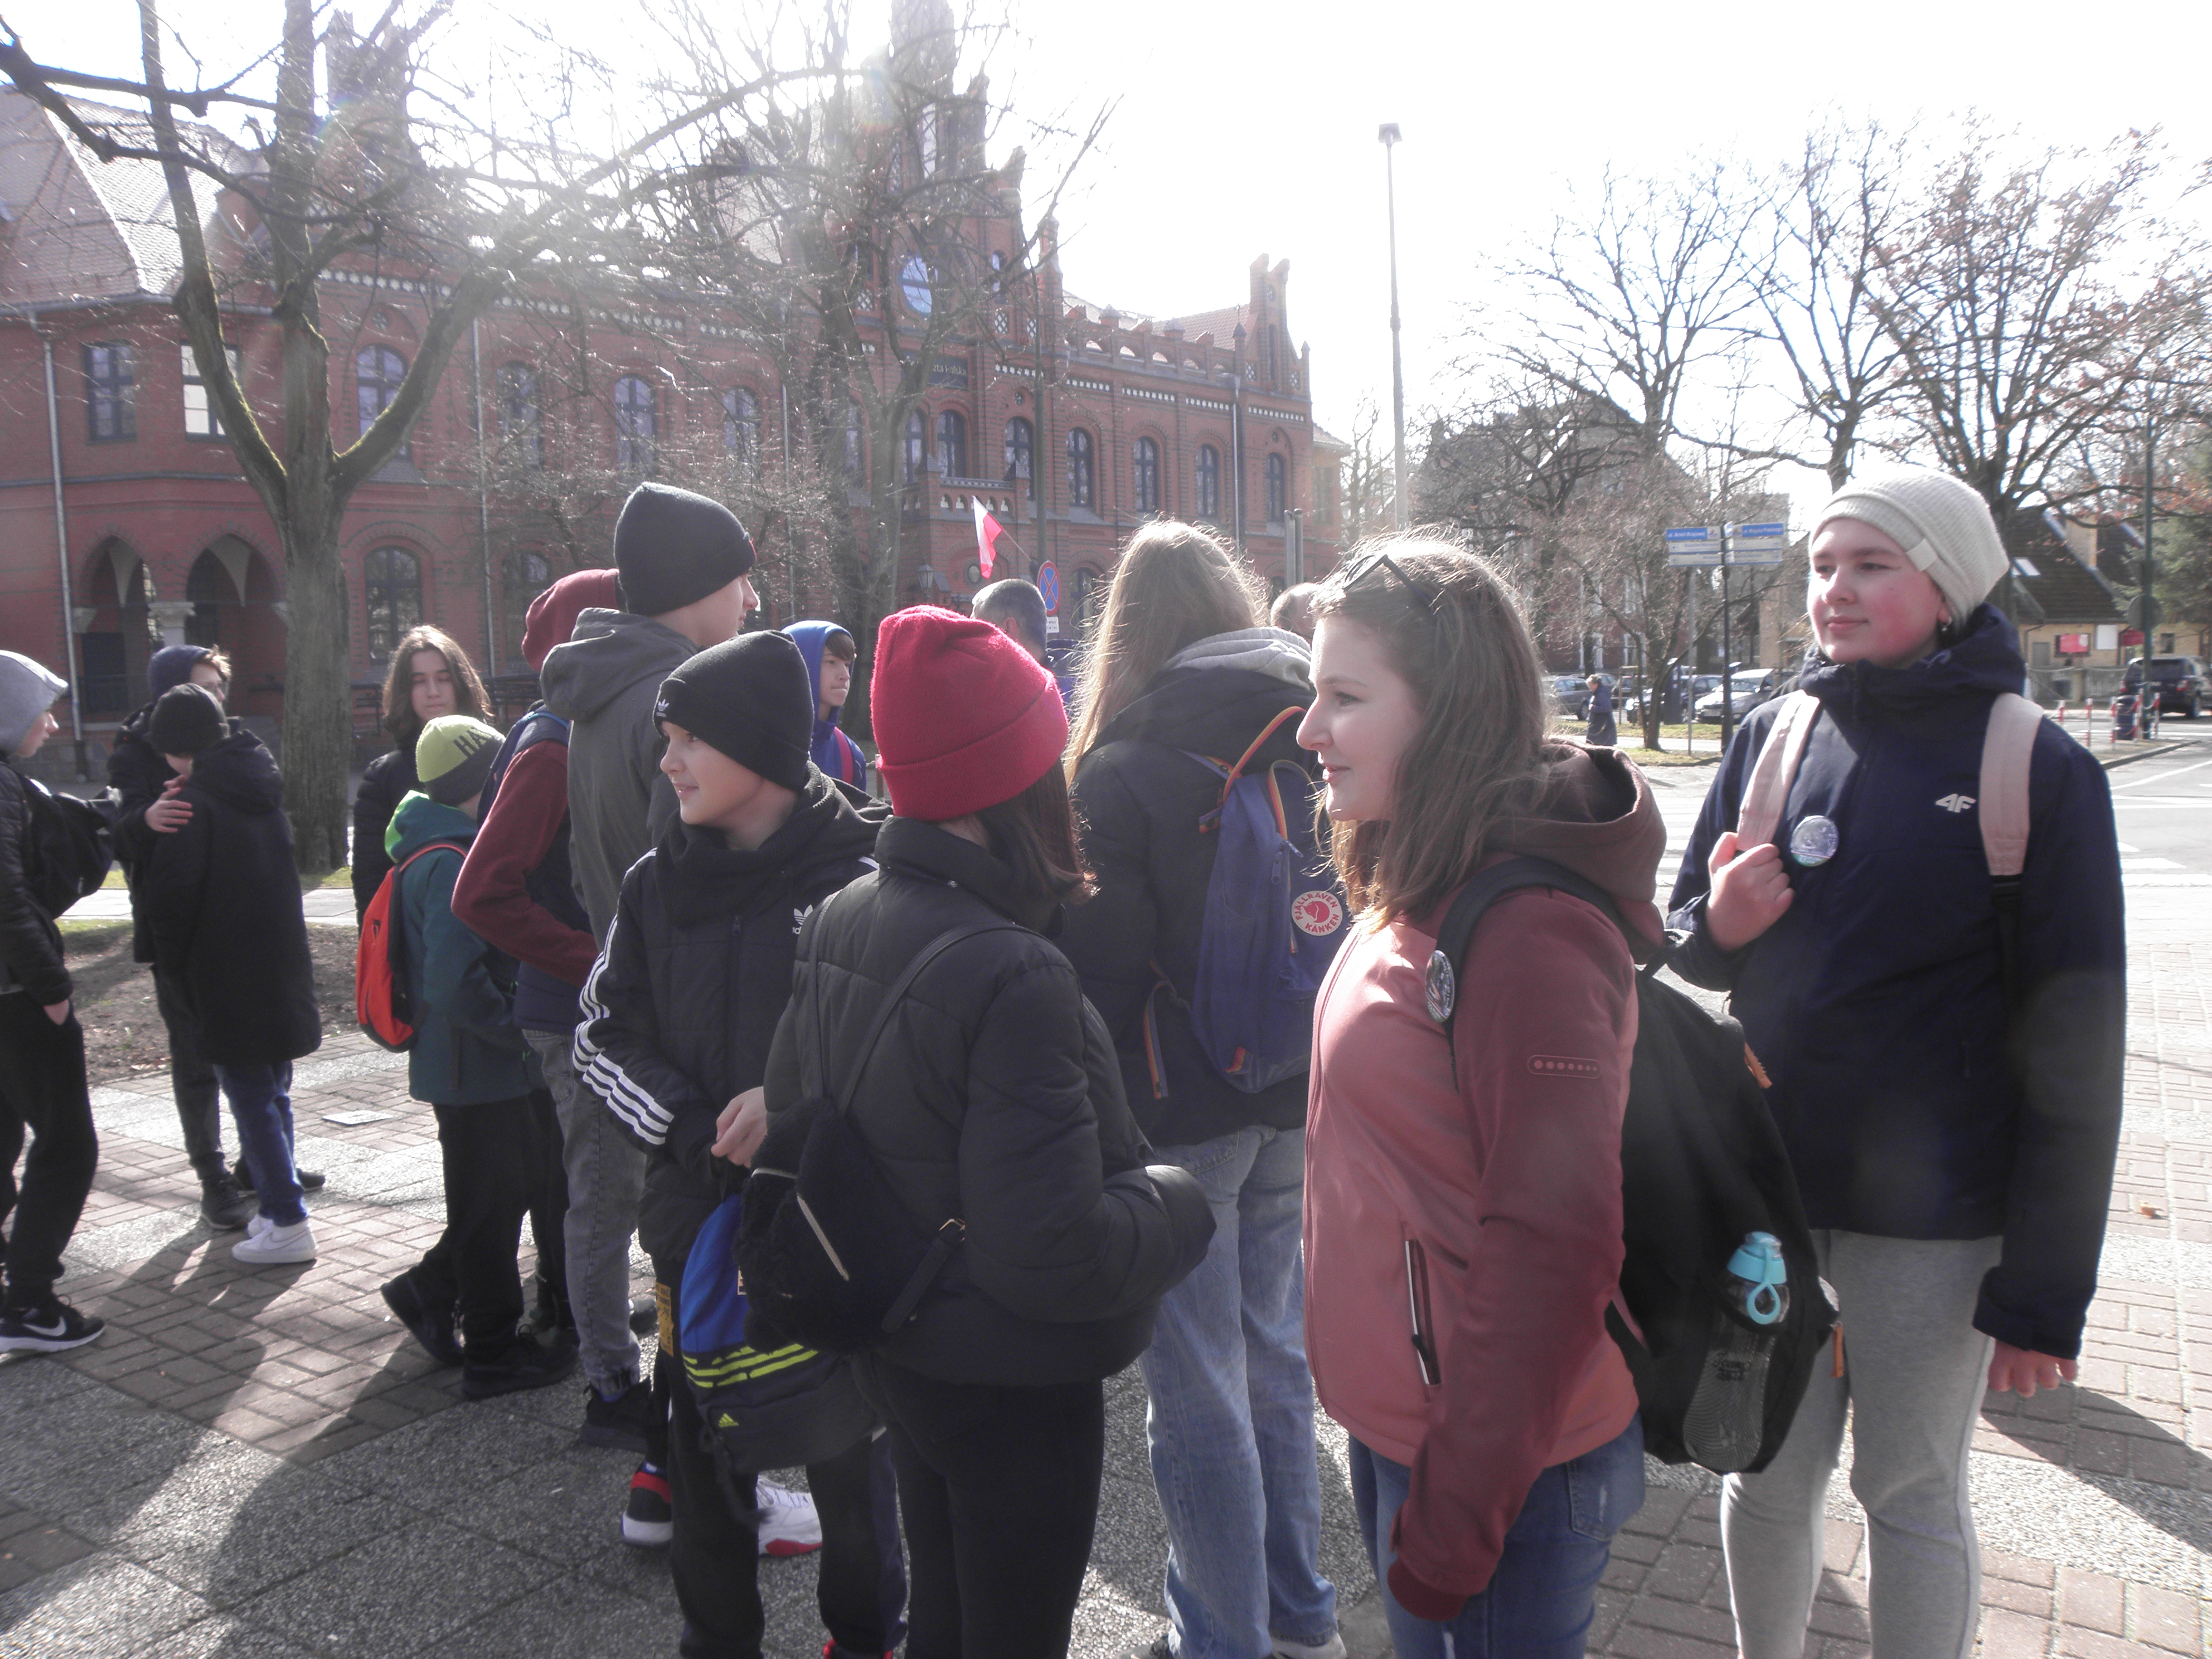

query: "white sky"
left=24, top=0, right=2212, bottom=524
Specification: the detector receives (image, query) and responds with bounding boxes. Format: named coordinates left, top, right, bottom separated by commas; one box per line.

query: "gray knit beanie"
left=1812, top=467, right=2010, bottom=623
left=0, top=651, right=66, bottom=756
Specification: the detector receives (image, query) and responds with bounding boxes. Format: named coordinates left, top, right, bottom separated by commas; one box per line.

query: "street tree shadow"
left=1981, top=1388, right=2212, bottom=1555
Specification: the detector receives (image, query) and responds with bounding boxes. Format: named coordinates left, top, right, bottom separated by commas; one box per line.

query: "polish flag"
left=971, top=497, right=1005, bottom=580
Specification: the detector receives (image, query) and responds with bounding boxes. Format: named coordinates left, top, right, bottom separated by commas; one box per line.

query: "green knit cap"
left=415, top=715, right=503, bottom=806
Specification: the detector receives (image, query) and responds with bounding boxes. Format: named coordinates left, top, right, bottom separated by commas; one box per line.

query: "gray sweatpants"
left=1721, top=1230, right=2003, bottom=1659
left=525, top=1027, right=646, bottom=1398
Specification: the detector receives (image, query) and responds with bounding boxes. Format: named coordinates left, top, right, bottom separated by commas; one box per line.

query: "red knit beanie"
left=523, top=568, right=622, bottom=673
left=871, top=606, right=1068, bottom=820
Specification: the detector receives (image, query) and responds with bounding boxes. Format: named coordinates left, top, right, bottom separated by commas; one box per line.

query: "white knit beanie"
left=1811, top=467, right=2010, bottom=624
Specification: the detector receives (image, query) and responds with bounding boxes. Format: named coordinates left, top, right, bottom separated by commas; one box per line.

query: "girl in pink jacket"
left=1298, top=540, right=1665, bottom=1657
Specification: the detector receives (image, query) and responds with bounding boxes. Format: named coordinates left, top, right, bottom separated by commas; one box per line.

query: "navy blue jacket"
left=1667, top=607, right=2124, bottom=1358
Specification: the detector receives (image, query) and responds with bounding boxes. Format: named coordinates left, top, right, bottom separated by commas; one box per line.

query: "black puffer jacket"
left=142, top=733, right=322, bottom=1065
left=763, top=816, right=1202, bottom=1386
left=1060, top=628, right=1320, bottom=1147
left=576, top=773, right=881, bottom=1265
left=0, top=758, right=70, bottom=1006
left=110, top=701, right=256, bottom=963
left=351, top=745, right=418, bottom=921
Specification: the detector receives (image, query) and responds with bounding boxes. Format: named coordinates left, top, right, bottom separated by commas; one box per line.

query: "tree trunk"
left=278, top=512, right=354, bottom=872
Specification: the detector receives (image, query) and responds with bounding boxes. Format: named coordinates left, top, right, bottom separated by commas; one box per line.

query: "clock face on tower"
left=901, top=255, right=934, bottom=316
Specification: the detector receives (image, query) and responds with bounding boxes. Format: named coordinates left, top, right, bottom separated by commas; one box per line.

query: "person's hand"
left=712, top=1087, right=768, bottom=1167
left=42, top=1000, right=71, bottom=1025
left=145, top=779, right=192, bottom=833
left=1705, top=831, right=1793, bottom=953
left=1988, top=1341, right=2075, bottom=1398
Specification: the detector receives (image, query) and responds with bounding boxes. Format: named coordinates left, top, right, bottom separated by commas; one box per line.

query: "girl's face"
left=408, top=649, right=457, bottom=725
left=1809, top=519, right=1950, bottom=671
left=1298, top=615, right=1423, bottom=824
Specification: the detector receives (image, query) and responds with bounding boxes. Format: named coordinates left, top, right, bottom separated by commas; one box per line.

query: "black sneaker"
left=234, top=1158, right=326, bottom=1193
left=198, top=1171, right=256, bottom=1231
left=622, top=1463, right=673, bottom=1547
left=380, top=1275, right=463, bottom=1366
left=462, top=1332, right=579, bottom=1400
left=0, top=1297, right=106, bottom=1354
left=578, top=1379, right=659, bottom=1453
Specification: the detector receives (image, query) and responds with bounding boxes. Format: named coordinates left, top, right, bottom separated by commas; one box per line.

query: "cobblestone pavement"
left=4, top=752, right=2206, bottom=1658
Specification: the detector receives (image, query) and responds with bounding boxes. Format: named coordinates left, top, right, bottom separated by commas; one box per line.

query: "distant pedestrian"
left=974, top=579, right=1075, bottom=712
left=352, top=627, right=491, bottom=923
left=1585, top=674, right=1617, bottom=746
left=1299, top=541, right=1658, bottom=1656
left=140, top=684, right=323, bottom=1265
left=783, top=621, right=870, bottom=790
left=0, top=651, right=104, bottom=1354
left=1269, top=582, right=1320, bottom=641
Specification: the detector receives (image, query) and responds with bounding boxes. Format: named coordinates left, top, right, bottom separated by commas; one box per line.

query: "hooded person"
left=541, top=482, right=760, bottom=944
left=782, top=620, right=870, bottom=790
left=140, top=683, right=324, bottom=1266
left=0, top=652, right=105, bottom=1354
left=449, top=567, right=657, bottom=1453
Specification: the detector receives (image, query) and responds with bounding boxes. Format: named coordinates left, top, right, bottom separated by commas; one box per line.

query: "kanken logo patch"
left=1292, top=890, right=1343, bottom=937
left=1934, top=793, right=1975, bottom=814
left=1528, top=1054, right=1602, bottom=1080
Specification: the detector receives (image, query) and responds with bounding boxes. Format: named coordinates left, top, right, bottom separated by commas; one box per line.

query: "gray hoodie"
left=540, top=608, right=696, bottom=942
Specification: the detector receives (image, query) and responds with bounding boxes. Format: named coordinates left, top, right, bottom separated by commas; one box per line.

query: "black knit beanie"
left=653, top=633, right=813, bottom=794
left=147, top=683, right=226, bottom=758
left=614, top=482, right=757, bottom=617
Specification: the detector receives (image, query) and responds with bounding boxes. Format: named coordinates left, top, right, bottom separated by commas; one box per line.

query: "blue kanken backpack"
left=1165, top=707, right=1348, bottom=1094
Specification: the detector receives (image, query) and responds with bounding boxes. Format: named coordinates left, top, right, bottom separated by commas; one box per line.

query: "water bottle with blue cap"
left=1681, top=1231, right=1792, bottom=1472
left=1725, top=1231, right=1789, bottom=1326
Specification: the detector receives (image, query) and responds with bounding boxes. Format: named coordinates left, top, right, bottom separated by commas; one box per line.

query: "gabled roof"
left=2000, top=509, right=2122, bottom=625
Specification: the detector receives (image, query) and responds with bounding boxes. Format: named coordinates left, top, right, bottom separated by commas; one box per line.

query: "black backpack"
left=22, top=779, right=117, bottom=918
left=1430, top=857, right=1836, bottom=1476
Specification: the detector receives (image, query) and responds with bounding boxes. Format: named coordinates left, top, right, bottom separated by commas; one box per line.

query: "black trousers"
left=524, top=1087, right=570, bottom=1320
left=151, top=967, right=225, bottom=1182
left=413, top=1097, right=535, bottom=1352
left=0, top=995, right=99, bottom=1303
left=656, top=1260, right=907, bottom=1659
left=856, top=1354, right=1105, bottom=1659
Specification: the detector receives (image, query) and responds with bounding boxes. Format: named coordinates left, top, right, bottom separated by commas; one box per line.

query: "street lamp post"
left=1379, top=123, right=1408, bottom=533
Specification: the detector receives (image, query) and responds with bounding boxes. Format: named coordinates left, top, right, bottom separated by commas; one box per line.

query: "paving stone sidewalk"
left=3, top=890, right=2208, bottom=1657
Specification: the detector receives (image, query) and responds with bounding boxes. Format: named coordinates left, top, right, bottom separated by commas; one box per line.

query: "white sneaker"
left=1273, top=1637, right=1346, bottom=1659
left=756, top=1478, right=822, bottom=1556
left=232, top=1219, right=316, bottom=1264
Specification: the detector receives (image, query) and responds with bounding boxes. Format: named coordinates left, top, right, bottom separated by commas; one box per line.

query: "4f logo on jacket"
left=1934, top=793, right=1976, bottom=814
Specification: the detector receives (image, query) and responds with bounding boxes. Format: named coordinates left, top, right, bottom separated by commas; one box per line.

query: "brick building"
left=0, top=63, right=1343, bottom=774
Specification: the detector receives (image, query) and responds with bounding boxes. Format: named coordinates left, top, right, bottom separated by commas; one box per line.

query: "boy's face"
left=162, top=753, right=195, bottom=779
left=14, top=708, right=59, bottom=759
left=661, top=720, right=772, bottom=832
left=819, top=649, right=852, bottom=716
left=409, top=650, right=457, bottom=725
left=188, top=663, right=229, bottom=707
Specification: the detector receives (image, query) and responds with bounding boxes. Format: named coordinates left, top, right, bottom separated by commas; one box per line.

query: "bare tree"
left=1339, top=397, right=1396, bottom=546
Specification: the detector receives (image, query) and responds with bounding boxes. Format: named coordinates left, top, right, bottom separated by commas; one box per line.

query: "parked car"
left=2123, top=656, right=2205, bottom=719
left=1550, top=676, right=1593, bottom=720
left=1694, top=668, right=1784, bottom=723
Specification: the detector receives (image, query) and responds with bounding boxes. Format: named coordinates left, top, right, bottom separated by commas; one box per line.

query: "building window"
left=843, top=399, right=865, bottom=481
left=1312, top=461, right=1338, bottom=525
left=1265, top=452, right=1287, bottom=523
left=182, top=343, right=240, bottom=439
left=185, top=550, right=235, bottom=647
left=1132, top=437, right=1161, bottom=515
left=364, top=546, right=423, bottom=664
left=1195, top=445, right=1221, bottom=521
left=497, top=362, right=542, bottom=465
left=505, top=549, right=551, bottom=672
left=84, top=343, right=135, bottom=443
left=937, top=410, right=968, bottom=480
left=903, top=409, right=928, bottom=487
left=615, top=375, right=657, bottom=476
left=356, top=345, right=410, bottom=456
left=1003, top=417, right=1034, bottom=500
left=1067, top=428, right=1094, bottom=510
left=722, top=387, right=760, bottom=464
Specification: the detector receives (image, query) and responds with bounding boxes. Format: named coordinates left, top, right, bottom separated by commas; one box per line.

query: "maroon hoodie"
left=1304, top=743, right=1664, bottom=1609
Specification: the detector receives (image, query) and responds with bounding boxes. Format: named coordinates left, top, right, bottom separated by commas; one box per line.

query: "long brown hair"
left=380, top=625, right=490, bottom=751
left=1312, top=537, right=1550, bottom=924
left=975, top=765, right=1096, bottom=909
left=1066, top=520, right=1265, bottom=771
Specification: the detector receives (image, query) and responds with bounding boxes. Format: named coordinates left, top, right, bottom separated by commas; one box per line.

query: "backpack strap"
left=1428, top=856, right=1626, bottom=1050
left=811, top=920, right=1028, bottom=1110
left=1980, top=692, right=2041, bottom=1017
left=1214, top=707, right=1306, bottom=803
left=1734, top=691, right=1821, bottom=850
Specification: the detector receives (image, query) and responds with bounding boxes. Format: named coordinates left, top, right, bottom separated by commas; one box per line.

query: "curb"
left=2098, top=741, right=2185, bottom=771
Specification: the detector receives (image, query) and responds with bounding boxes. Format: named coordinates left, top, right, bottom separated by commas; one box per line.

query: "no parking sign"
left=1037, top=561, right=1059, bottom=613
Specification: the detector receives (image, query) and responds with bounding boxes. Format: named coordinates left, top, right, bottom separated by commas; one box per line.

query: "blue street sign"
left=1665, top=525, right=1722, bottom=567
left=1729, top=521, right=1790, bottom=564
left=1037, top=561, right=1060, bottom=613
left=1735, top=521, right=1789, bottom=541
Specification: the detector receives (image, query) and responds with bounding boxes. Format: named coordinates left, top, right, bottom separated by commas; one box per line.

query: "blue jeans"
left=1141, top=1126, right=1335, bottom=1658
left=216, top=1062, right=304, bottom=1226
left=1350, top=1418, right=1643, bottom=1659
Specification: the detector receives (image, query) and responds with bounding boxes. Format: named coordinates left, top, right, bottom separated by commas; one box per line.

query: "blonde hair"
left=1066, top=520, right=1265, bottom=770
left=1312, top=536, right=1551, bottom=924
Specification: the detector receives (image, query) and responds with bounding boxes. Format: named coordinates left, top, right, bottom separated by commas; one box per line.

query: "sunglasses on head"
left=1339, top=546, right=1444, bottom=617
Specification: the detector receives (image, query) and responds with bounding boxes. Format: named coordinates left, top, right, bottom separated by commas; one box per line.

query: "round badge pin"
left=1789, top=814, right=1840, bottom=867
left=1425, top=949, right=1457, bottom=1025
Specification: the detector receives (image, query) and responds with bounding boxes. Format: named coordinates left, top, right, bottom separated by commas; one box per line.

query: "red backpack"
left=355, top=842, right=465, bottom=1051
